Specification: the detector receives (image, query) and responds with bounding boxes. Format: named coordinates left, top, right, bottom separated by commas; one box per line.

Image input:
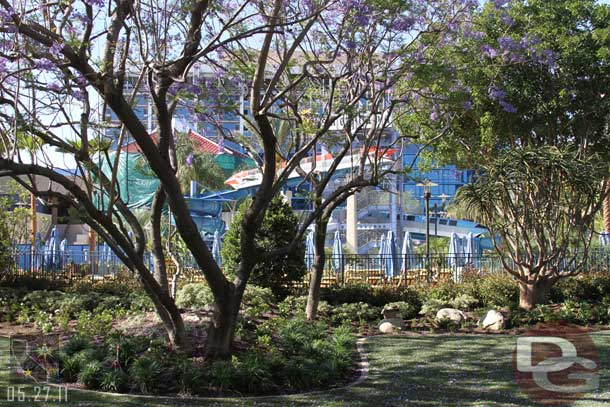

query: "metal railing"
left=6, top=246, right=610, bottom=287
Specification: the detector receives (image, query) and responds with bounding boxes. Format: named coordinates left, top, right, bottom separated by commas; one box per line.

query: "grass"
left=0, top=332, right=609, bottom=407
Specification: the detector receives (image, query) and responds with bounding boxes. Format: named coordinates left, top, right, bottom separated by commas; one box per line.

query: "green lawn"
left=1, top=332, right=609, bottom=407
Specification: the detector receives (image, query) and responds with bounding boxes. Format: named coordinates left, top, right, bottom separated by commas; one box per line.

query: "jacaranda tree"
left=0, top=0, right=477, bottom=356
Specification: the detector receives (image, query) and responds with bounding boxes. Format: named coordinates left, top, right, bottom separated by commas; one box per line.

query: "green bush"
left=75, top=310, right=114, bottom=338
left=175, top=283, right=213, bottom=310
left=222, top=197, right=306, bottom=299
left=100, top=369, right=129, bottom=392
left=105, top=332, right=150, bottom=370
left=78, top=361, right=103, bottom=389
left=242, top=285, right=275, bottom=318
left=129, top=356, right=163, bottom=394
left=476, top=273, right=519, bottom=308
left=63, top=335, right=92, bottom=356
left=329, top=302, right=380, bottom=326
left=174, top=358, right=203, bottom=395
left=552, top=272, right=610, bottom=304
left=320, top=286, right=422, bottom=310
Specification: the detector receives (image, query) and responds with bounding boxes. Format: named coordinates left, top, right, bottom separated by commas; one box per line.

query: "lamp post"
left=416, top=179, right=438, bottom=280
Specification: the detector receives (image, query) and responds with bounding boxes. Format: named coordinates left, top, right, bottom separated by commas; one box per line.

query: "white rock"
left=481, top=310, right=505, bottom=331
left=378, top=318, right=402, bottom=334
left=435, top=308, right=466, bottom=325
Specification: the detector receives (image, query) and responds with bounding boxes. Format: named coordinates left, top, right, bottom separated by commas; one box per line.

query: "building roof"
left=119, top=130, right=247, bottom=158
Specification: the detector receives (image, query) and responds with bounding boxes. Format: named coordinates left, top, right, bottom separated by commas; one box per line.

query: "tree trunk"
left=306, top=218, right=328, bottom=320
left=205, top=285, right=243, bottom=358
left=518, top=278, right=553, bottom=310
left=604, top=185, right=610, bottom=232
left=137, top=267, right=189, bottom=351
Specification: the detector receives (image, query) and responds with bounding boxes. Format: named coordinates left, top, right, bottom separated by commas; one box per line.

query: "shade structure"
left=448, top=232, right=462, bottom=268
left=384, top=230, right=399, bottom=278
left=401, top=231, right=414, bottom=272
left=212, top=230, right=222, bottom=268
left=44, top=226, right=58, bottom=271
left=600, top=232, right=610, bottom=246
left=331, top=230, right=343, bottom=274
left=305, top=230, right=315, bottom=270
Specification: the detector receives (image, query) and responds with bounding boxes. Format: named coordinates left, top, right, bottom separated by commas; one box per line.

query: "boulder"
left=481, top=310, right=505, bottom=331
left=378, top=318, right=402, bottom=334
left=435, top=308, right=466, bottom=325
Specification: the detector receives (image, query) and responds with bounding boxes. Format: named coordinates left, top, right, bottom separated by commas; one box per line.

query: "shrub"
left=450, top=294, right=479, bottom=310
left=105, top=333, right=150, bottom=370
left=242, top=285, right=275, bottom=318
left=476, top=273, right=519, bottom=308
left=329, top=302, right=380, bottom=326
left=320, top=286, right=422, bottom=310
left=75, top=310, right=114, bottom=338
left=174, top=358, right=203, bottom=395
left=78, top=361, right=103, bottom=389
left=175, top=283, right=213, bottom=310
left=63, top=335, right=92, bottom=356
left=129, top=356, right=163, bottom=394
left=419, top=298, right=449, bottom=317
left=59, top=354, right=82, bottom=382
left=100, top=369, right=129, bottom=393
left=552, top=272, right=610, bottom=304
left=222, top=197, right=306, bottom=299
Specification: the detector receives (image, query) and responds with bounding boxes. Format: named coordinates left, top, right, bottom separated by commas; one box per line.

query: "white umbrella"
left=59, top=238, right=67, bottom=269
left=331, top=230, right=343, bottom=274
left=600, top=232, right=610, bottom=246
left=448, top=232, right=461, bottom=268
left=305, top=230, right=315, bottom=270
left=212, top=230, right=222, bottom=268
left=44, top=226, right=58, bottom=270
left=384, top=231, right=399, bottom=278
left=34, top=232, right=44, bottom=270
left=378, top=233, right=386, bottom=270
left=401, top=231, right=413, bottom=272
left=464, top=232, right=475, bottom=264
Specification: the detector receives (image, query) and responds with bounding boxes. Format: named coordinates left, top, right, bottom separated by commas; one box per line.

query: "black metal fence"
left=6, top=247, right=610, bottom=287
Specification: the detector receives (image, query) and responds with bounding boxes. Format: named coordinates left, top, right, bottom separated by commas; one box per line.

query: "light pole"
left=417, top=179, right=438, bottom=279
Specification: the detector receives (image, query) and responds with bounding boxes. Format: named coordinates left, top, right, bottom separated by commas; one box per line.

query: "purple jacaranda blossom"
left=48, top=82, right=62, bottom=92
left=49, top=42, right=64, bottom=58
left=462, top=100, right=473, bottom=110
left=499, top=100, right=517, bottom=113
left=509, top=52, right=525, bottom=63
left=0, top=57, right=8, bottom=74
left=430, top=110, right=439, bottom=121
left=498, top=36, right=518, bottom=51
left=393, top=16, right=416, bottom=31
left=0, top=5, right=15, bottom=22
left=72, top=89, right=85, bottom=102
left=34, top=58, right=55, bottom=71
left=464, top=30, right=486, bottom=41
left=489, top=86, right=506, bottom=100
left=185, top=153, right=194, bottom=167
left=494, top=0, right=511, bottom=8
left=481, top=44, right=498, bottom=58
left=500, top=13, right=515, bottom=27
left=538, top=49, right=557, bottom=66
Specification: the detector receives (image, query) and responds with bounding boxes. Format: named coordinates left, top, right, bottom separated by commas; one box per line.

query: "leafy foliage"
left=222, top=197, right=306, bottom=299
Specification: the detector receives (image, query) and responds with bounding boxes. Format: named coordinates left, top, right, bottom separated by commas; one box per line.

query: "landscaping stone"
left=378, top=318, right=402, bottom=334
left=481, top=310, right=505, bottom=331
left=435, top=308, right=466, bottom=325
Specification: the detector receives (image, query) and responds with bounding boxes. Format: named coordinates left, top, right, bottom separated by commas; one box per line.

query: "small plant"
left=59, top=354, right=82, bottom=382
left=78, top=361, right=103, bottom=389
left=174, top=358, right=203, bottom=395
left=63, top=335, right=92, bottom=356
left=175, top=283, right=213, bottom=310
left=75, top=310, right=114, bottom=338
left=129, top=356, right=163, bottom=394
left=419, top=298, right=449, bottom=317
left=100, top=369, right=128, bottom=392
